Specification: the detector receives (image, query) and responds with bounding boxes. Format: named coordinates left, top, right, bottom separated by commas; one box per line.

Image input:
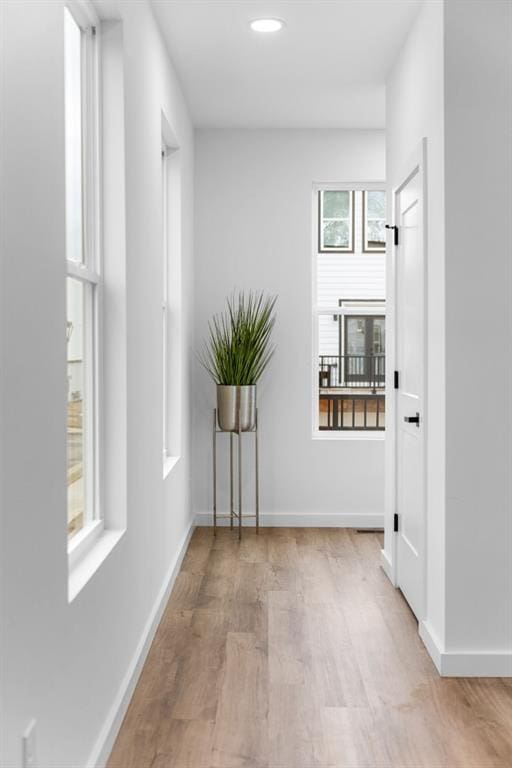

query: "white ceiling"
left=151, top=0, right=421, bottom=129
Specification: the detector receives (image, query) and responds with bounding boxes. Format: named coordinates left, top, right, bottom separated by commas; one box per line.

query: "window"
left=318, top=190, right=354, bottom=252
left=161, top=131, right=182, bottom=473
left=65, top=4, right=101, bottom=541
left=363, top=190, right=386, bottom=252
left=162, top=146, right=170, bottom=461
left=314, top=187, right=386, bottom=435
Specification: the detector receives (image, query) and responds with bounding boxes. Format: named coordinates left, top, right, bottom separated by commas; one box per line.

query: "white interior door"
left=395, top=143, right=426, bottom=619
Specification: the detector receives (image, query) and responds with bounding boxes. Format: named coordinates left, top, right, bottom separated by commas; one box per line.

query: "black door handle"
left=404, top=412, right=420, bottom=427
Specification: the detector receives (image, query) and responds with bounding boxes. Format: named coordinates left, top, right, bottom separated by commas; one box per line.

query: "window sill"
left=68, top=519, right=104, bottom=568
left=163, top=454, right=180, bottom=480
left=312, top=430, right=385, bottom=441
left=68, top=525, right=125, bottom=602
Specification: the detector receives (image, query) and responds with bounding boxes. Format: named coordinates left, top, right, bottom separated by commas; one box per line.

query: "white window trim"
left=161, top=127, right=182, bottom=478
left=162, top=146, right=170, bottom=465
left=66, top=0, right=104, bottom=563
left=68, top=527, right=124, bottom=602
left=68, top=518, right=103, bottom=570
left=163, top=454, right=180, bottom=479
left=65, top=5, right=129, bottom=601
left=312, top=182, right=387, bottom=440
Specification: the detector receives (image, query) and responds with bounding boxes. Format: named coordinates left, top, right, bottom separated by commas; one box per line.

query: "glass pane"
left=373, top=318, right=386, bottom=354
left=64, top=8, right=83, bottom=264
left=366, top=190, right=385, bottom=218
left=67, top=277, right=87, bottom=538
left=323, top=190, right=350, bottom=219
left=367, top=219, right=386, bottom=249
left=346, top=318, right=366, bottom=355
left=323, top=220, right=349, bottom=248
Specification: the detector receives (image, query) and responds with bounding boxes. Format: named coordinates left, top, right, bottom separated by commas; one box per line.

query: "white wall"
left=443, top=0, right=512, bottom=658
left=0, top=1, right=194, bottom=765
left=194, top=129, right=385, bottom=525
left=386, top=0, right=512, bottom=672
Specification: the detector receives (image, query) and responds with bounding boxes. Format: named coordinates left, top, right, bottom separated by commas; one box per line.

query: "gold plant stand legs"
left=213, top=409, right=217, bottom=535
left=238, top=417, right=242, bottom=540
left=213, top=408, right=259, bottom=540
left=255, top=409, right=259, bottom=535
left=230, top=432, right=234, bottom=530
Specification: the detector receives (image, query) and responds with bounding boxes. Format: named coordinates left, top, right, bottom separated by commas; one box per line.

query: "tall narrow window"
left=161, top=139, right=182, bottom=472
left=65, top=5, right=101, bottom=541
left=161, top=129, right=182, bottom=472
left=162, top=147, right=169, bottom=460
left=314, top=187, right=386, bottom=434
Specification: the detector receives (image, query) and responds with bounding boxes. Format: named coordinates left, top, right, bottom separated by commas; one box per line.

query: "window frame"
left=65, top=0, right=104, bottom=557
left=312, top=182, right=386, bottom=440
left=162, top=145, right=170, bottom=464
left=318, top=189, right=355, bottom=253
left=362, top=189, right=386, bottom=253
left=161, top=125, right=182, bottom=478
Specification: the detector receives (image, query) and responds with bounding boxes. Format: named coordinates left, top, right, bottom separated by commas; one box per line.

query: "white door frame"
left=386, top=138, right=428, bottom=619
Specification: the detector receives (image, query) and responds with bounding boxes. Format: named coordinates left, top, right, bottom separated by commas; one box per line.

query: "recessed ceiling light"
left=250, top=18, right=284, bottom=33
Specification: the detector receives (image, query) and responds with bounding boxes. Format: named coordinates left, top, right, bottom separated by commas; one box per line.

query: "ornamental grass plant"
left=199, top=291, right=277, bottom=385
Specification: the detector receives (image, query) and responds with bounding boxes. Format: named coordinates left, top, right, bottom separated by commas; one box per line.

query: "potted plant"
left=199, top=291, right=277, bottom=432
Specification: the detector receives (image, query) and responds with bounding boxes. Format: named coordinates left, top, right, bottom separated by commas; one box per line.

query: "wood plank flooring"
left=108, top=528, right=512, bottom=768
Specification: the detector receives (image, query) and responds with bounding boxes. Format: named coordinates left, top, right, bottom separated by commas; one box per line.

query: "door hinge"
left=394, top=370, right=399, bottom=389
left=393, top=513, right=399, bottom=532
left=385, top=224, right=399, bottom=246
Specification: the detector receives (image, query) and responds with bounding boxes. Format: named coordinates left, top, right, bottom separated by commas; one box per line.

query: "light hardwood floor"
left=108, top=528, right=512, bottom=768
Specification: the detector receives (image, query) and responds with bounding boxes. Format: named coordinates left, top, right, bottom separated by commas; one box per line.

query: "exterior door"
left=395, top=143, right=426, bottom=619
left=344, top=316, right=385, bottom=385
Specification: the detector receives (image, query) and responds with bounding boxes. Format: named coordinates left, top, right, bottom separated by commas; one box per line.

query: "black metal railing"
left=318, top=354, right=385, bottom=430
left=319, top=393, right=385, bottom=431
left=319, top=354, right=385, bottom=393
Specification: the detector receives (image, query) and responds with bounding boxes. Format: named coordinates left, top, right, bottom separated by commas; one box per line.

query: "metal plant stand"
left=213, top=408, right=259, bottom=540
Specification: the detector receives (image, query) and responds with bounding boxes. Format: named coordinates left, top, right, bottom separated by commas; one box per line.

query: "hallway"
left=109, top=529, right=512, bottom=767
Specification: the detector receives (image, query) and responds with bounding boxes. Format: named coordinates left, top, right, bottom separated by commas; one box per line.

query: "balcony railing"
left=319, top=354, right=385, bottom=393
left=319, top=392, right=385, bottom=430
left=318, top=354, right=385, bottom=431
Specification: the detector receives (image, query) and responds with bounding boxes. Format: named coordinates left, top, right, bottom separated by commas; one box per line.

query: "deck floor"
left=108, top=528, right=512, bottom=768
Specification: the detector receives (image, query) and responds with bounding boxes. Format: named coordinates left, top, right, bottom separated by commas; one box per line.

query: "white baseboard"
left=418, top=620, right=443, bottom=672
left=419, top=620, right=512, bottom=677
left=380, top=548, right=396, bottom=585
left=195, top=511, right=384, bottom=528
left=87, top=520, right=195, bottom=768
